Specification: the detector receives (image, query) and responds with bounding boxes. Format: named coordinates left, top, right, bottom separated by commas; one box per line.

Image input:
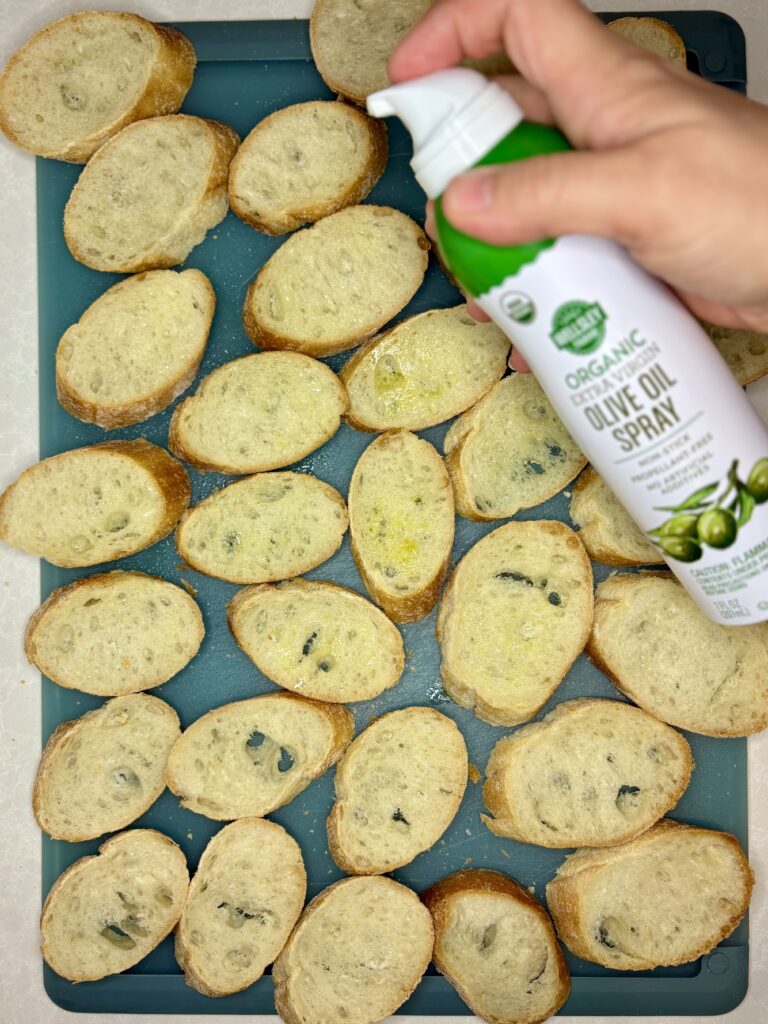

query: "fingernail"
left=448, top=171, right=495, bottom=213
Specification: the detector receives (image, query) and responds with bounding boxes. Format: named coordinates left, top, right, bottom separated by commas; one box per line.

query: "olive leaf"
left=737, top=486, right=756, bottom=527
left=654, top=481, right=718, bottom=514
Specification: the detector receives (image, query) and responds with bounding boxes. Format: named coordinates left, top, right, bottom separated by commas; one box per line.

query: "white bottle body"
left=476, top=235, right=768, bottom=625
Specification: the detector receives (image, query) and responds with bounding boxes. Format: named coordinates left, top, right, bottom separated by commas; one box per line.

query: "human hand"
left=390, top=0, right=768, bottom=337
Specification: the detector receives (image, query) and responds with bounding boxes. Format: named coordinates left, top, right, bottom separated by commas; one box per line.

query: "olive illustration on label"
left=747, top=457, right=768, bottom=503
left=649, top=457, right=766, bottom=561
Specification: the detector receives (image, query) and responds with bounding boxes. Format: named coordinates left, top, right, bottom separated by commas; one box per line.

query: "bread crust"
left=40, top=828, right=189, bottom=982
left=587, top=572, right=768, bottom=738
left=242, top=206, right=430, bottom=358
left=422, top=869, right=571, bottom=1024
left=175, top=472, right=348, bottom=584
left=569, top=467, right=664, bottom=567
left=226, top=578, right=405, bottom=702
left=607, top=17, right=687, bottom=69
left=0, top=440, right=191, bottom=567
left=24, top=569, right=204, bottom=694
left=273, top=875, right=434, bottom=1024
left=174, top=817, right=307, bottom=997
left=56, top=269, right=215, bottom=430
left=340, top=307, right=508, bottom=433
left=64, top=115, right=240, bottom=273
left=168, top=351, right=348, bottom=474
left=0, top=12, right=196, bottom=162
left=481, top=697, right=693, bottom=847
left=32, top=693, right=180, bottom=841
left=163, top=691, right=354, bottom=820
left=229, top=100, right=388, bottom=235
left=545, top=820, right=754, bottom=970
left=436, top=520, right=593, bottom=726
left=348, top=430, right=454, bottom=623
left=326, top=707, right=468, bottom=873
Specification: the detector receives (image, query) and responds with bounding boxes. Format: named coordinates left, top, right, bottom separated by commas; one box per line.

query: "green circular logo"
left=501, top=291, right=536, bottom=324
left=550, top=300, right=607, bottom=355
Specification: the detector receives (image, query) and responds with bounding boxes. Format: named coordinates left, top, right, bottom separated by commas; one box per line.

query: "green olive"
left=746, top=457, right=768, bottom=504
left=659, top=536, right=703, bottom=562
left=697, top=508, right=737, bottom=549
left=659, top=513, right=700, bottom=538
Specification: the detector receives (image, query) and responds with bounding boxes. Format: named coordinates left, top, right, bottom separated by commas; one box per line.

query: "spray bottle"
left=367, top=68, right=768, bottom=626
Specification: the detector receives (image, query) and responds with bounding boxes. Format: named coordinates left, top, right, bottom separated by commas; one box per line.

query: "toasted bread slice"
left=482, top=698, right=692, bottom=849
left=437, top=521, right=593, bottom=726
left=273, top=875, right=434, bottom=1024
left=569, top=466, right=664, bottom=567
left=33, top=693, right=180, bottom=842
left=589, top=573, right=768, bottom=736
left=608, top=17, right=687, bottom=68
left=176, top=818, right=306, bottom=997
left=444, top=374, right=585, bottom=520
left=164, top=692, right=354, bottom=820
left=25, top=570, right=203, bottom=696
left=229, top=100, right=387, bottom=235
left=169, top=352, right=347, bottom=474
left=702, top=322, right=768, bottom=386
left=423, top=870, right=571, bottom=1024
left=310, top=0, right=433, bottom=104
left=0, top=12, right=195, bottom=162
left=64, top=114, right=239, bottom=272
left=57, top=269, right=215, bottom=429
left=341, top=306, right=509, bottom=432
left=176, top=471, right=347, bottom=584
left=327, top=707, right=468, bottom=874
left=227, top=578, right=404, bottom=703
left=348, top=430, right=454, bottom=622
left=243, top=205, right=429, bottom=357
left=41, top=829, right=188, bottom=982
left=546, top=820, right=753, bottom=970
left=0, top=440, right=190, bottom=567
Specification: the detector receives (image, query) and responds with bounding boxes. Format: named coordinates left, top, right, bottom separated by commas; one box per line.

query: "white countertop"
left=1, top=1, right=766, bottom=1022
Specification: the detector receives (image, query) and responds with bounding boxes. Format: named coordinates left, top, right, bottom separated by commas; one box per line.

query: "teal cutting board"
left=36, top=12, right=750, bottom=1016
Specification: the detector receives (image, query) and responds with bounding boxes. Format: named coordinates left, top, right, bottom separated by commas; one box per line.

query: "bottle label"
left=476, top=235, right=768, bottom=625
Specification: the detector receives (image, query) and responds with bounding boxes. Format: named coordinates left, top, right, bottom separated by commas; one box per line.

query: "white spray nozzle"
left=367, top=68, right=524, bottom=198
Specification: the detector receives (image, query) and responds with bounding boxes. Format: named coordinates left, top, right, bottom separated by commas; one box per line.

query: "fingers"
left=466, top=299, right=491, bottom=322
left=509, top=349, right=531, bottom=372
left=389, top=0, right=641, bottom=141
left=441, top=149, right=644, bottom=249
left=493, top=74, right=554, bottom=125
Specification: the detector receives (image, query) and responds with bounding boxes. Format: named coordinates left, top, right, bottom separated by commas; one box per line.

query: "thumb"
left=441, top=150, right=645, bottom=249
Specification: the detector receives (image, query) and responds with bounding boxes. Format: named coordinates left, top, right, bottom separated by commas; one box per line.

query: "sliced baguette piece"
left=41, top=828, right=189, bottom=982
left=25, top=570, right=203, bottom=696
left=64, top=114, right=239, bottom=273
left=176, top=818, right=306, bottom=997
left=589, top=573, right=768, bottom=737
left=164, top=692, right=354, bottom=820
left=229, top=100, right=387, bottom=235
left=227, top=578, right=404, bottom=703
left=444, top=374, right=585, bottom=520
left=310, top=0, right=433, bottom=104
left=57, top=269, right=215, bottom=429
left=0, top=440, right=191, bottom=567
left=34, top=693, right=180, bottom=842
left=327, top=707, right=468, bottom=874
left=348, top=430, right=454, bottom=623
left=437, top=521, right=593, bottom=727
left=0, top=12, right=195, bottom=162
left=702, top=321, right=768, bottom=386
left=176, top=471, right=347, bottom=584
left=169, top=352, right=347, bottom=474
left=569, top=466, right=664, bottom=567
left=482, top=698, right=692, bottom=849
left=423, top=870, right=571, bottom=1024
left=608, top=17, right=687, bottom=68
left=243, top=205, right=429, bottom=357
left=546, top=820, right=753, bottom=970
left=273, top=875, right=434, bottom=1024
left=341, top=305, right=510, bottom=432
